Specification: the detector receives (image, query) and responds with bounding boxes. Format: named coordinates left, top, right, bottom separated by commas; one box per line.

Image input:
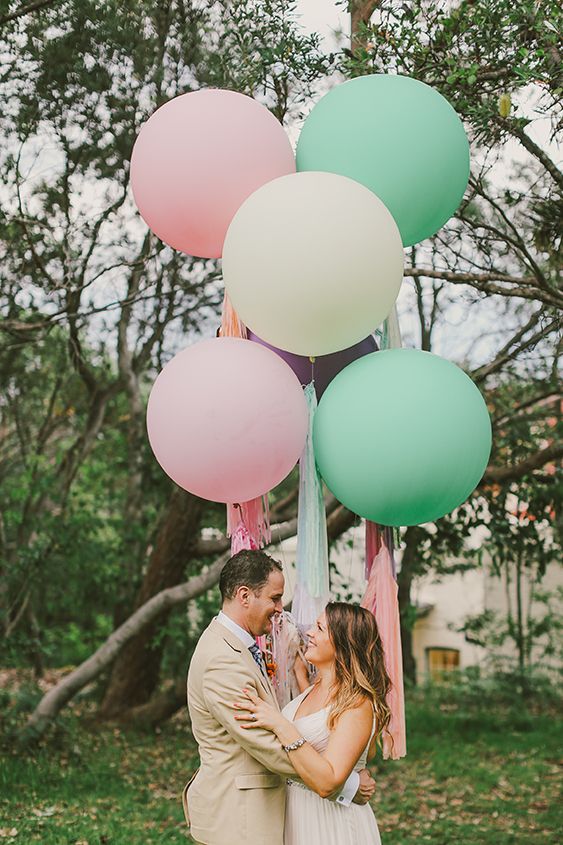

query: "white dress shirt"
left=217, top=610, right=256, bottom=648
left=216, top=611, right=359, bottom=806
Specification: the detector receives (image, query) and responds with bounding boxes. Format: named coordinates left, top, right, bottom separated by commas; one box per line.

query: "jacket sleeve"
left=202, top=654, right=296, bottom=777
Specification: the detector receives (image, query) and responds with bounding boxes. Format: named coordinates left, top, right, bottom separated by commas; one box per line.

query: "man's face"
left=246, top=569, right=285, bottom=637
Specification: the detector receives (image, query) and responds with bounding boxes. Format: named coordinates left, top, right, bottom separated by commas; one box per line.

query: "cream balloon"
left=222, top=171, right=404, bottom=356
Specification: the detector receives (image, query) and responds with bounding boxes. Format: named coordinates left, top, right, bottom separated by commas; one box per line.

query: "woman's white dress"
left=282, top=687, right=382, bottom=845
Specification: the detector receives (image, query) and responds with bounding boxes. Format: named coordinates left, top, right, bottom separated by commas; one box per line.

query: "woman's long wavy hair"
left=324, top=602, right=392, bottom=750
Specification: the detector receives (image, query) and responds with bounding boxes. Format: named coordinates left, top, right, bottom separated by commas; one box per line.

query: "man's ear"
left=235, top=585, right=251, bottom=607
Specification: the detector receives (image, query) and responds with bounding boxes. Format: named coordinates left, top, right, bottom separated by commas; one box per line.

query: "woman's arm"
left=234, top=690, right=373, bottom=799
left=275, top=699, right=373, bottom=797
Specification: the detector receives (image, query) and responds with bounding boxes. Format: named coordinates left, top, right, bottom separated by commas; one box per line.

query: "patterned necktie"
left=248, top=643, right=266, bottom=677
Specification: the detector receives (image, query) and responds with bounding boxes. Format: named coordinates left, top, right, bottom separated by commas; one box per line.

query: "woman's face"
left=304, top=611, right=335, bottom=667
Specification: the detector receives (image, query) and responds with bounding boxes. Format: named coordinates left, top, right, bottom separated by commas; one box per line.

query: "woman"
left=233, top=602, right=391, bottom=845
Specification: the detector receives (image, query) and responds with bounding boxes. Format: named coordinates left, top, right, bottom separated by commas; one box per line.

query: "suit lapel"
left=213, top=619, right=279, bottom=708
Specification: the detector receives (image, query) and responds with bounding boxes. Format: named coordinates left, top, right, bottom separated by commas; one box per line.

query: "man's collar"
left=217, top=610, right=256, bottom=648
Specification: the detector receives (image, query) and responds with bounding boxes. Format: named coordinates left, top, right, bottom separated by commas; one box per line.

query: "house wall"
left=410, top=569, right=487, bottom=681
left=482, top=559, right=562, bottom=672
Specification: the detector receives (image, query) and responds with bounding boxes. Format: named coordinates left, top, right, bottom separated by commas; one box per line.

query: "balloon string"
left=309, top=356, right=315, bottom=385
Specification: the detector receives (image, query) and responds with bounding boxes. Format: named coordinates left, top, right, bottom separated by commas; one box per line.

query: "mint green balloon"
left=313, top=350, right=491, bottom=526
left=296, top=74, right=470, bottom=247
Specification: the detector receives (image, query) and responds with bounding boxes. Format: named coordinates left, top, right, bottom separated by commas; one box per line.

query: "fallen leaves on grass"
left=31, top=807, right=58, bottom=818
left=148, top=783, right=178, bottom=800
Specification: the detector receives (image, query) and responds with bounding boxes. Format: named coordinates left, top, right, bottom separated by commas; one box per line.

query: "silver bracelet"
left=283, top=737, right=306, bottom=753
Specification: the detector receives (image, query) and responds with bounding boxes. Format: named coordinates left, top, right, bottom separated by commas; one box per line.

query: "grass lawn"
left=1, top=678, right=561, bottom=844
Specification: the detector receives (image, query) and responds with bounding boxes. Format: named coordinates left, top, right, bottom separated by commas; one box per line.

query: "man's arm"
left=202, top=658, right=295, bottom=777
left=332, top=770, right=360, bottom=806
left=331, top=769, right=376, bottom=806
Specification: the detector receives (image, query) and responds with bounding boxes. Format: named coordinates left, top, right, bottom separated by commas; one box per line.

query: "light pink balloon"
left=130, top=90, right=295, bottom=258
left=146, top=338, right=308, bottom=503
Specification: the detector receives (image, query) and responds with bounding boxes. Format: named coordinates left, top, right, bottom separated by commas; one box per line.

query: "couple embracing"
left=184, top=549, right=390, bottom=845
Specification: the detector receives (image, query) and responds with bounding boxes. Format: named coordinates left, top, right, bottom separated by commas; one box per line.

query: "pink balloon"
left=130, top=90, right=295, bottom=258
left=146, top=338, right=308, bottom=503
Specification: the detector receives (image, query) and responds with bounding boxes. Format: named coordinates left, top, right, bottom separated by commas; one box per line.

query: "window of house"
left=426, top=647, right=460, bottom=681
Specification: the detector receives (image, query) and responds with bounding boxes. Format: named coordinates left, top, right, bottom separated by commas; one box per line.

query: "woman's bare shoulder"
left=352, top=695, right=374, bottom=718
left=333, top=696, right=373, bottom=729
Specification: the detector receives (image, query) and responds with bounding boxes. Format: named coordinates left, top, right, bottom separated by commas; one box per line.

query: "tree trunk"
left=514, top=550, right=527, bottom=681
left=125, top=676, right=188, bottom=729
left=99, top=487, right=204, bottom=717
left=397, top=526, right=421, bottom=684
left=349, top=1, right=379, bottom=58
left=26, top=601, right=45, bottom=679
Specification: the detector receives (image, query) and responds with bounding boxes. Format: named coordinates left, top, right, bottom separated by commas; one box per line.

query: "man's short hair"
left=219, top=549, right=283, bottom=602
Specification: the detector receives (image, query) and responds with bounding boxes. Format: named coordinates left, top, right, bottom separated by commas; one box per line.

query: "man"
left=184, top=549, right=376, bottom=845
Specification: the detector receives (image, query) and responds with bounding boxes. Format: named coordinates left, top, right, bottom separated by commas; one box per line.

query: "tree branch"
left=493, top=391, right=560, bottom=427
left=404, top=266, right=536, bottom=287
left=0, top=0, right=60, bottom=26
left=494, top=115, right=563, bottom=191
left=483, top=443, right=563, bottom=484
left=78, top=188, right=130, bottom=287
left=66, top=289, right=98, bottom=395
left=473, top=311, right=559, bottom=383
left=56, top=382, right=121, bottom=504
left=466, top=180, right=550, bottom=293
left=404, top=267, right=563, bottom=309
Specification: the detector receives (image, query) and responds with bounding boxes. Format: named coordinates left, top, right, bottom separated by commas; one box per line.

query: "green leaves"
left=342, top=0, right=562, bottom=151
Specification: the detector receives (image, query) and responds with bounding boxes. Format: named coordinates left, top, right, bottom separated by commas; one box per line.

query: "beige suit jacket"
left=184, top=618, right=295, bottom=845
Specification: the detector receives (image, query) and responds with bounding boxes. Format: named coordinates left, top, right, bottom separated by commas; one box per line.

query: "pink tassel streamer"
left=229, top=521, right=259, bottom=555
left=361, top=540, right=407, bottom=760
left=220, top=290, right=247, bottom=339
left=365, top=520, right=382, bottom=580
left=227, top=498, right=271, bottom=552
left=266, top=611, right=302, bottom=709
